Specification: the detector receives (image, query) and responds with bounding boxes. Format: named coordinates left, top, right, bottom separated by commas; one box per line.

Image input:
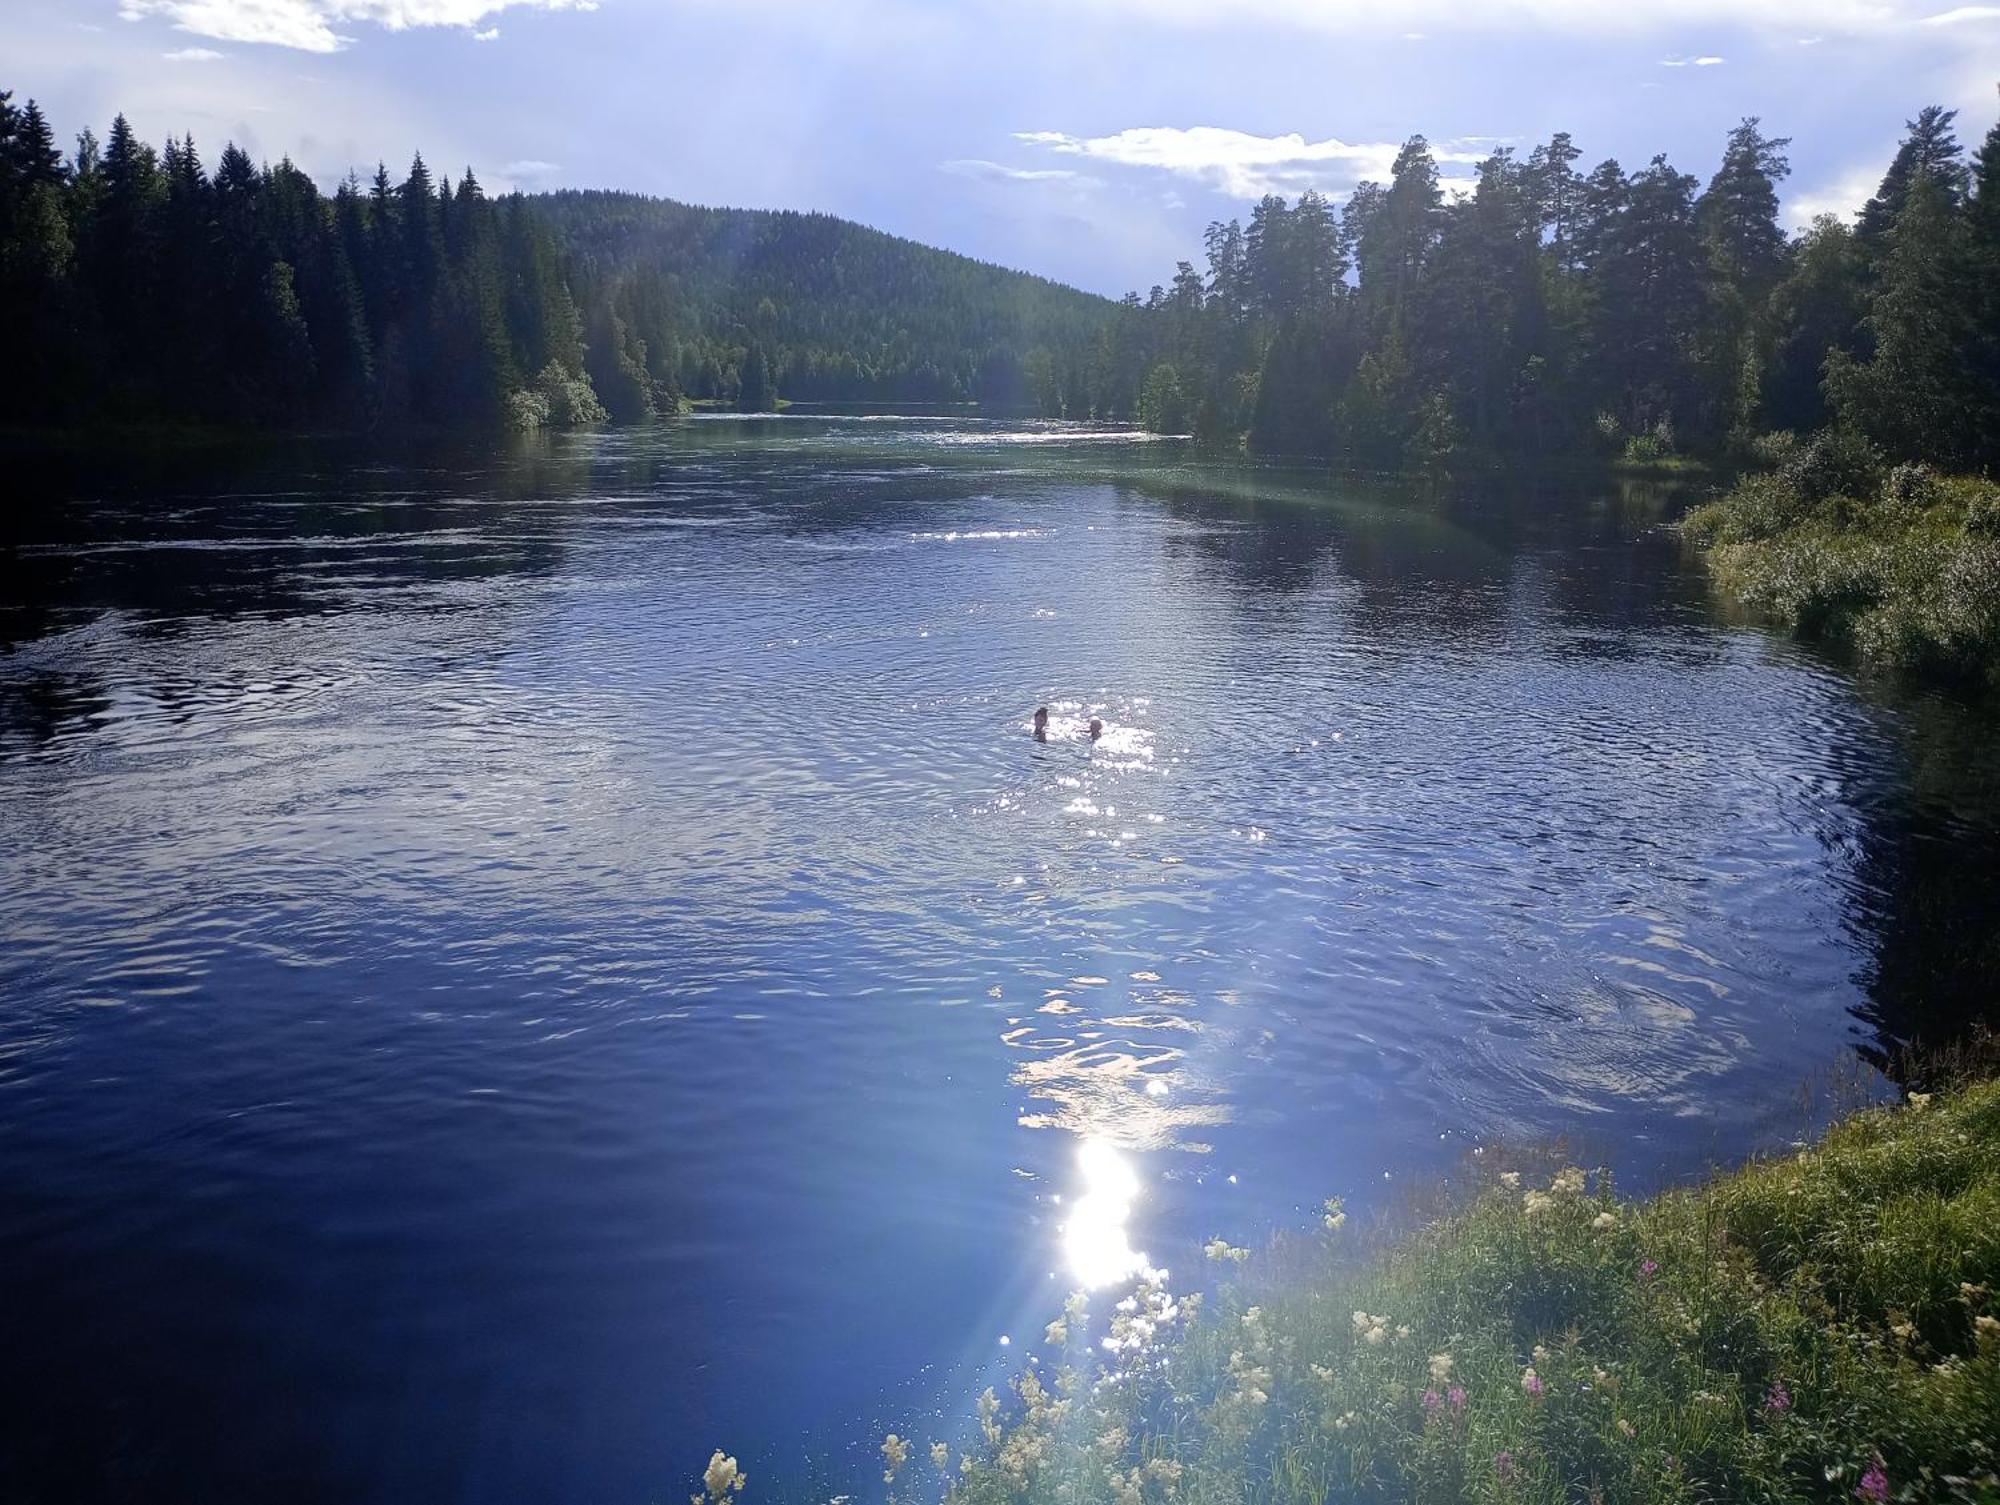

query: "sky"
left=5, top=0, right=1999, bottom=297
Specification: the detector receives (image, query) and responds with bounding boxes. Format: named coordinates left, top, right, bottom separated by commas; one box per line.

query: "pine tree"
left=1858, top=106, right=1968, bottom=249
left=1827, top=170, right=1983, bottom=465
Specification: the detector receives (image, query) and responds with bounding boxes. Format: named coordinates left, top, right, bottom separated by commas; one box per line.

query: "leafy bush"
left=1885, top=462, right=1943, bottom=511
left=1679, top=435, right=2000, bottom=691
left=1779, top=428, right=1885, bottom=505
left=1748, top=430, right=1800, bottom=468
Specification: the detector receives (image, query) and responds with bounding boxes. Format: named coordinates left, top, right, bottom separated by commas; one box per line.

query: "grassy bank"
left=1678, top=436, right=2000, bottom=692
left=907, top=1080, right=2000, bottom=1505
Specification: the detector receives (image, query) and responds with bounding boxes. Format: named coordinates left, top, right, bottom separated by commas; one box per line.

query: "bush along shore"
left=1678, top=432, right=2000, bottom=693
left=726, top=1079, right=2000, bottom=1505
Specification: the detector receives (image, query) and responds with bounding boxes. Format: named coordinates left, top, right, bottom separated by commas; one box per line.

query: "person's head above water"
left=1033, top=706, right=1050, bottom=740
left=1088, top=717, right=1104, bottom=742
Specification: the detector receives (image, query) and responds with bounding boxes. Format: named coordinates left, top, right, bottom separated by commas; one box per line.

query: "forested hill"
left=531, top=192, right=1113, bottom=412
left=0, top=84, right=1112, bottom=437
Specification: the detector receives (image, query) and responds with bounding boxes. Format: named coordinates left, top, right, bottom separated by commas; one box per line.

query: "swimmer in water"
left=1088, top=717, right=1104, bottom=742
left=1033, top=706, right=1050, bottom=742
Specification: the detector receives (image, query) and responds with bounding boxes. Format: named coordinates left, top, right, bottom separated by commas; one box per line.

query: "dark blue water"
left=1, top=418, right=1994, bottom=1502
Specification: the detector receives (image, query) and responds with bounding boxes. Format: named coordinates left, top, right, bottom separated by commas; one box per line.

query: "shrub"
left=1779, top=428, right=1884, bottom=505
left=1748, top=430, right=1800, bottom=468
left=1884, top=462, right=1943, bottom=511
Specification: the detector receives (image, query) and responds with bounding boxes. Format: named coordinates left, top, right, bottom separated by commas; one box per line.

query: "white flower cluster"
left=881, top=1434, right=908, bottom=1484
left=1322, top=1197, right=1347, bottom=1233
left=1101, top=1268, right=1182, bottom=1363
left=1351, top=1310, right=1393, bottom=1347
left=1203, top=1238, right=1249, bottom=1265
left=698, top=1450, right=746, bottom=1505
left=1428, top=1352, right=1454, bottom=1385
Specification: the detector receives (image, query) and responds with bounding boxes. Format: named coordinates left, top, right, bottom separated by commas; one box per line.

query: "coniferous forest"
left=1100, top=105, right=2000, bottom=470
left=0, top=87, right=1113, bottom=434
left=2, top=82, right=1998, bottom=469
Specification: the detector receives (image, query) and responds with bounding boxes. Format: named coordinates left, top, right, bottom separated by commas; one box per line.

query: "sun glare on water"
left=1062, top=1139, right=1148, bottom=1289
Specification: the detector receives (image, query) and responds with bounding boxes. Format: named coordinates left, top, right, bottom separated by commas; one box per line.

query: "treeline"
left=1078, top=105, right=2000, bottom=469
left=0, top=91, right=611, bottom=432
left=0, top=86, right=1115, bottom=434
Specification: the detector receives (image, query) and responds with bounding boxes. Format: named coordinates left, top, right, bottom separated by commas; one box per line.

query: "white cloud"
left=943, top=158, right=1094, bottom=184
left=1786, top=162, right=1882, bottom=227
left=1016, top=125, right=1487, bottom=199
left=502, top=158, right=561, bottom=177
left=1659, top=52, right=1727, bottom=63
left=116, top=0, right=599, bottom=53
left=163, top=44, right=227, bottom=58
left=1040, top=0, right=1952, bottom=35
left=1922, top=3, right=2000, bottom=18
left=472, top=24, right=499, bottom=37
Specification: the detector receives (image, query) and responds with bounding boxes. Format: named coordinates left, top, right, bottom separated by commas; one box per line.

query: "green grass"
left=929, top=1081, right=2000, bottom=1505
left=1678, top=439, right=2000, bottom=693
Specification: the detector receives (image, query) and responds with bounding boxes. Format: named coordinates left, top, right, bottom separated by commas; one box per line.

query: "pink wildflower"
left=1639, top=1259, right=1659, bottom=1280
left=1422, top=1388, right=1441, bottom=1413
left=1763, top=1381, right=1792, bottom=1415
left=1855, top=1459, right=1888, bottom=1502
left=1494, top=1450, right=1517, bottom=1484
left=1448, top=1385, right=1467, bottom=1415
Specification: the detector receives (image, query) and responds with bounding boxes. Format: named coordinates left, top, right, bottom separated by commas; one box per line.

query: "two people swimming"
left=1032, top=705, right=1103, bottom=743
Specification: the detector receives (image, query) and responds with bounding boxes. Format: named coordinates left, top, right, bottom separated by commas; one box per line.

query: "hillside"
left=531, top=191, right=1116, bottom=411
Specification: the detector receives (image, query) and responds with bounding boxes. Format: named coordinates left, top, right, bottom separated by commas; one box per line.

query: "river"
left=1, top=416, right=1994, bottom=1502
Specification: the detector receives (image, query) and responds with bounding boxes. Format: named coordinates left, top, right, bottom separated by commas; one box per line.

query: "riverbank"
left=937, top=1069, right=2000, bottom=1505
left=1678, top=436, right=2000, bottom=694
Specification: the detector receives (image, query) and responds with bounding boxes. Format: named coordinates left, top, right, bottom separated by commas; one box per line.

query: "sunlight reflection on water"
left=1061, top=1139, right=1148, bottom=1290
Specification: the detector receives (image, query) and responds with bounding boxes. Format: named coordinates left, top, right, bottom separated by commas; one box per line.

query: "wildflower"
left=1592, top=1366, right=1613, bottom=1391
left=1521, top=1367, right=1544, bottom=1398
left=1095, top=1427, right=1128, bottom=1459
left=1143, top=1458, right=1183, bottom=1489
left=1351, top=1310, right=1390, bottom=1346
left=1310, top=1364, right=1337, bottom=1384
left=1322, top=1197, right=1347, bottom=1232
left=1045, top=1315, right=1068, bottom=1345
left=1447, top=1385, right=1467, bottom=1416
left=977, top=1387, right=1002, bottom=1446
left=1592, top=1211, right=1619, bottom=1231
left=1204, top=1238, right=1248, bottom=1265
left=1531, top=1344, right=1550, bottom=1366
left=1333, top=1411, right=1356, bottom=1431
left=702, top=1451, right=746, bottom=1502
left=1617, top=1419, right=1634, bottom=1438
left=1976, top=1314, right=2000, bottom=1349
left=1395, top=1325, right=1410, bottom=1341
left=1907, top=1092, right=1932, bottom=1110
left=1764, top=1381, right=1792, bottom=1415
left=1551, top=1166, right=1586, bottom=1197
left=1959, top=1281, right=1988, bottom=1307
left=881, top=1435, right=908, bottom=1484
left=1494, top=1450, right=1517, bottom=1484
left=1856, top=1458, right=1889, bottom=1502
left=1499, top=1171, right=1521, bottom=1189
left=1422, top=1388, right=1442, bottom=1413
left=930, top=1443, right=950, bottom=1472
left=1890, top=1320, right=1916, bottom=1344
left=1522, top=1190, right=1554, bottom=1216
left=1428, top=1352, right=1454, bottom=1385
left=1639, top=1259, right=1659, bottom=1281
left=1112, top=1471, right=1144, bottom=1505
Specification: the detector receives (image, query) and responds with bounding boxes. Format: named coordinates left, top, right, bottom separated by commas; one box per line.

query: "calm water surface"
left=2, top=417, right=1996, bottom=1501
